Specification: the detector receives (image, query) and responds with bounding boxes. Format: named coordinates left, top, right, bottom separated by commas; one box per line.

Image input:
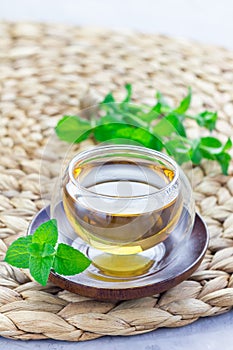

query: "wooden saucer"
left=28, top=207, right=209, bottom=301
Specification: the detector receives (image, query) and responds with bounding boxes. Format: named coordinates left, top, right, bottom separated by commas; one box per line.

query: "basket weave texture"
left=0, top=22, right=233, bottom=341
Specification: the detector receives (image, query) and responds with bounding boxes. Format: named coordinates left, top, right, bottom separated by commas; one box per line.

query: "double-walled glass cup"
left=51, top=145, right=195, bottom=278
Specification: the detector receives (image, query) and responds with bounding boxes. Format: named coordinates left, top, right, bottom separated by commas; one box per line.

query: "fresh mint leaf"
left=153, top=114, right=186, bottom=137
left=122, top=103, right=143, bottom=114
left=223, top=138, right=232, bottom=152
left=131, top=127, right=163, bottom=150
left=165, top=138, right=191, bottom=164
left=198, top=137, right=231, bottom=174
left=167, top=114, right=186, bottom=136
left=191, top=147, right=202, bottom=165
left=122, top=84, right=132, bottom=103
left=189, top=136, right=231, bottom=174
left=42, top=243, right=56, bottom=257
left=29, top=255, right=54, bottom=286
left=28, top=242, right=43, bottom=257
left=121, top=112, right=148, bottom=128
left=199, top=137, right=222, bottom=154
left=94, top=123, right=120, bottom=141
left=216, top=152, right=231, bottom=175
left=194, top=111, right=217, bottom=131
left=5, top=218, right=91, bottom=286
left=155, top=91, right=171, bottom=113
left=28, top=242, right=55, bottom=258
left=138, top=109, right=160, bottom=123
left=55, top=85, right=232, bottom=174
left=32, top=219, right=58, bottom=247
left=55, top=116, right=92, bottom=143
left=53, top=243, right=91, bottom=276
left=4, top=236, right=32, bottom=268
left=94, top=123, right=163, bottom=150
left=101, top=92, right=115, bottom=104
left=190, top=139, right=202, bottom=165
left=175, top=87, right=192, bottom=114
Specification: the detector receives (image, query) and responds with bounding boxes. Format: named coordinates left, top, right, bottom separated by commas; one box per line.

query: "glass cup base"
left=72, top=238, right=166, bottom=279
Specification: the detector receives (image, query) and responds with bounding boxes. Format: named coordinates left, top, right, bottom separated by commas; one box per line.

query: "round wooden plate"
left=28, top=206, right=209, bottom=301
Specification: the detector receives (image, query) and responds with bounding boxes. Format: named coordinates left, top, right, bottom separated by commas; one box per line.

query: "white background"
left=0, top=0, right=233, bottom=49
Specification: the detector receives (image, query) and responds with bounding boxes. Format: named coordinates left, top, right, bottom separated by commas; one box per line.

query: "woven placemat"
left=0, top=22, right=233, bottom=341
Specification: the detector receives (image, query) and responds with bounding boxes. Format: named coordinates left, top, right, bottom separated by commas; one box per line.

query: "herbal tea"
left=63, top=159, right=183, bottom=256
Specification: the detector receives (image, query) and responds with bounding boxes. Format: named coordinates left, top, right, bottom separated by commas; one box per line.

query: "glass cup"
left=51, top=145, right=195, bottom=278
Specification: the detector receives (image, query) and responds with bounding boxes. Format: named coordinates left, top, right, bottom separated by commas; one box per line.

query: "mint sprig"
left=4, top=220, right=91, bottom=286
left=53, top=243, right=91, bottom=276
left=55, top=85, right=232, bottom=174
left=4, top=235, right=32, bottom=269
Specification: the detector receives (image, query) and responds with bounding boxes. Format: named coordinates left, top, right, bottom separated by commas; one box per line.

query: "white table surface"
left=1, top=0, right=233, bottom=49
left=1, top=309, right=233, bottom=349
left=0, top=1, right=232, bottom=348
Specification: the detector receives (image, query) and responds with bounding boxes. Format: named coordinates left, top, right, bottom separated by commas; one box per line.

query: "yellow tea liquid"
left=63, top=159, right=182, bottom=276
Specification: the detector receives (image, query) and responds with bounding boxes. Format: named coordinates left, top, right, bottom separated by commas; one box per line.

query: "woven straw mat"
left=0, top=22, right=233, bottom=342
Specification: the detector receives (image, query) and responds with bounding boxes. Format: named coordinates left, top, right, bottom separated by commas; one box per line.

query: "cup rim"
left=68, top=144, right=179, bottom=199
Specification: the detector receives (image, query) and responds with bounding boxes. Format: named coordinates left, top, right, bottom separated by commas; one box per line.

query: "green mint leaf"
left=223, top=138, right=232, bottom=152
left=42, top=243, right=56, bottom=257
left=130, top=127, right=163, bottom=150
left=55, top=116, right=92, bottom=143
left=152, top=91, right=172, bottom=114
left=55, top=85, right=231, bottom=174
left=165, top=138, right=191, bottom=164
left=199, top=149, right=215, bottom=160
left=94, top=123, right=163, bottom=150
left=153, top=114, right=186, bottom=137
left=199, top=137, right=222, bottom=154
left=53, top=243, right=91, bottom=276
left=121, top=112, right=148, bottom=128
left=5, top=217, right=91, bottom=286
left=28, top=242, right=43, bottom=257
left=191, top=147, right=202, bottom=165
left=29, top=255, right=54, bottom=286
left=138, top=110, right=160, bottom=123
left=94, top=123, right=121, bottom=141
left=4, top=236, right=32, bottom=268
left=122, top=84, right=132, bottom=103
left=194, top=111, right=217, bottom=131
left=167, top=114, right=186, bottom=136
left=152, top=102, right=163, bottom=114
left=152, top=104, right=171, bottom=115
left=153, top=118, right=176, bottom=137
left=101, top=92, right=115, bottom=104
left=216, top=152, right=231, bottom=175
left=198, top=136, right=231, bottom=174
left=175, top=87, right=192, bottom=114
left=28, top=242, right=55, bottom=258
left=190, top=139, right=202, bottom=165
left=191, top=136, right=231, bottom=174
left=122, top=103, right=143, bottom=114
left=32, top=219, right=58, bottom=247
